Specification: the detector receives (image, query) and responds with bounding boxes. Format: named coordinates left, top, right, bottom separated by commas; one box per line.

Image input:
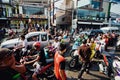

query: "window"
left=23, top=6, right=44, bottom=15
left=41, top=34, right=47, bottom=41
left=27, top=35, right=39, bottom=42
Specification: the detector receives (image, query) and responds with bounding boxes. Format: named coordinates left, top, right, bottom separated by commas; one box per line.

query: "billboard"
left=77, top=0, right=91, bottom=7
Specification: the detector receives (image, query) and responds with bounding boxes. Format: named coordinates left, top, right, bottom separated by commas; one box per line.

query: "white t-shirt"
left=22, top=39, right=28, bottom=51
left=52, top=41, right=60, bottom=50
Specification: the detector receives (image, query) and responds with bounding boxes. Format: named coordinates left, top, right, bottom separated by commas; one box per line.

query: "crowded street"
left=0, top=0, right=120, bottom=80
left=0, top=27, right=120, bottom=80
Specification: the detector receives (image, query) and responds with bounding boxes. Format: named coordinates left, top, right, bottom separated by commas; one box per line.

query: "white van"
left=100, top=26, right=119, bottom=33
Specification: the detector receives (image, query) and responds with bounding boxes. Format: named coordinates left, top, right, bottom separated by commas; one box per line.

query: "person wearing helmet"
left=22, top=42, right=46, bottom=80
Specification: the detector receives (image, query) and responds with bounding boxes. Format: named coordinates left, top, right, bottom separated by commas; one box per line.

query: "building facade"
left=76, top=0, right=110, bottom=29
left=0, top=0, right=13, bottom=28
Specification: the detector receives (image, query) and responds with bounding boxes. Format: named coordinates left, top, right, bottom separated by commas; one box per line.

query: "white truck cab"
left=0, top=32, right=53, bottom=49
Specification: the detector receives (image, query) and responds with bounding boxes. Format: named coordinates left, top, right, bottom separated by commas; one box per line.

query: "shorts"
left=33, top=62, right=43, bottom=75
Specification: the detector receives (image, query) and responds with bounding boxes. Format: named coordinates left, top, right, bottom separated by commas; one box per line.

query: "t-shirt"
left=22, top=39, right=28, bottom=51
left=60, top=54, right=65, bottom=70
left=79, top=44, right=92, bottom=62
left=52, top=41, right=60, bottom=49
left=60, top=61, right=65, bottom=70
left=39, top=49, right=46, bottom=66
left=31, top=49, right=46, bottom=66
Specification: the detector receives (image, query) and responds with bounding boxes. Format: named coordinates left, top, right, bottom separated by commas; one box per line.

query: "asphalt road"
left=65, top=46, right=118, bottom=80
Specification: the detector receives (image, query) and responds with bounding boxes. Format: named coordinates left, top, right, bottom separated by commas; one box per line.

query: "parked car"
left=80, top=29, right=104, bottom=38
left=0, top=31, right=70, bottom=49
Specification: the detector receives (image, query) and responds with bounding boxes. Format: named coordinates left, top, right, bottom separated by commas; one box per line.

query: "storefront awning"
left=92, top=22, right=103, bottom=25
left=78, top=21, right=103, bottom=25
left=78, top=21, right=91, bottom=24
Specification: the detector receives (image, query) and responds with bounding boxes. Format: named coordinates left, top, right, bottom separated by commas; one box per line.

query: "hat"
left=0, top=48, right=13, bottom=60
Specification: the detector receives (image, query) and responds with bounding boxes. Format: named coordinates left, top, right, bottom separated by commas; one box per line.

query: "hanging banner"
left=77, top=0, right=91, bottom=8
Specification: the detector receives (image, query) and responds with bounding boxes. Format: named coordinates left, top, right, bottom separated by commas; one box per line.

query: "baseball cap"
left=0, top=48, right=13, bottom=60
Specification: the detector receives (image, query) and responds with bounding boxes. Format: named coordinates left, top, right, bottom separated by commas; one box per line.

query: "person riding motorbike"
left=21, top=42, right=46, bottom=80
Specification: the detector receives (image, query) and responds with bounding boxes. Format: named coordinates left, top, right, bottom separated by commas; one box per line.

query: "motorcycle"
left=21, top=58, right=56, bottom=80
left=15, top=48, right=56, bottom=80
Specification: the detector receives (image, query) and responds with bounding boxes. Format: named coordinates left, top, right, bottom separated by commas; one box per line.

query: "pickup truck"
left=0, top=31, right=70, bottom=49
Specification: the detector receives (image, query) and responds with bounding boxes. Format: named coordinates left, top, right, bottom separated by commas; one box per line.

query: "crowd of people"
left=0, top=25, right=119, bottom=80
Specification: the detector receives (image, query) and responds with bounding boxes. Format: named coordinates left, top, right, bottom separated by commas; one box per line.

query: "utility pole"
left=53, top=0, right=54, bottom=24
left=48, top=0, right=51, bottom=28
left=72, top=0, right=74, bottom=28
left=108, top=1, right=112, bottom=27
